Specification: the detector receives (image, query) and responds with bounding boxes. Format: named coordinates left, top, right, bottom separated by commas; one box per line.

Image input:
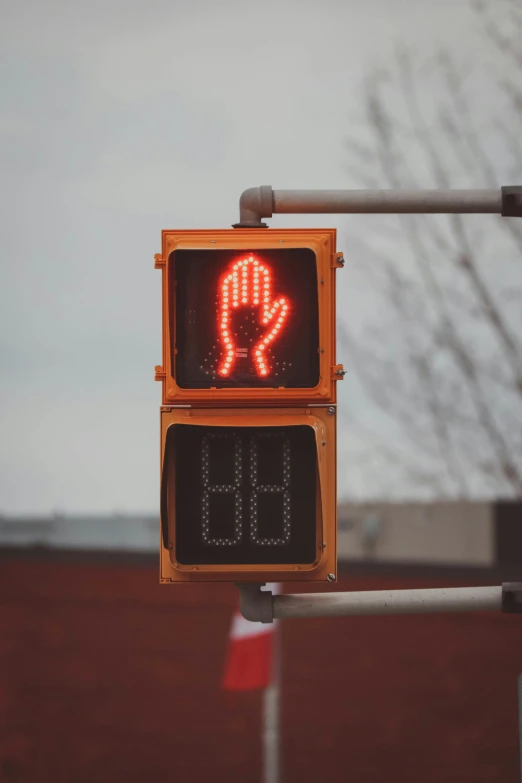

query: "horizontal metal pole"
left=237, top=583, right=520, bottom=622
left=273, top=188, right=501, bottom=215
left=234, top=185, right=522, bottom=226
left=273, top=586, right=501, bottom=619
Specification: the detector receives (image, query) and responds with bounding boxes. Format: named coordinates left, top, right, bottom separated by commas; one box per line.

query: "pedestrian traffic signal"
left=155, top=228, right=342, bottom=583
left=159, top=407, right=336, bottom=583
left=154, top=229, right=342, bottom=405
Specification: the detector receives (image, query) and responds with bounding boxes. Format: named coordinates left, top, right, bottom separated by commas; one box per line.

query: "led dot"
left=254, top=299, right=259, bottom=304
left=261, top=369, right=267, bottom=375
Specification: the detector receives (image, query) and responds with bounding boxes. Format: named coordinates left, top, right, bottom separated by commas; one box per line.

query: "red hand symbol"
left=218, top=255, right=289, bottom=377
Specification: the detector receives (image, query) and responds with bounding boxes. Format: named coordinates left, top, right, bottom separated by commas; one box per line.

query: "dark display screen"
left=172, top=249, right=319, bottom=388
left=165, top=424, right=317, bottom=565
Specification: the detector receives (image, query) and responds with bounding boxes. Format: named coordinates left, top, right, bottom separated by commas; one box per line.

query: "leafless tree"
left=340, top=0, right=522, bottom=500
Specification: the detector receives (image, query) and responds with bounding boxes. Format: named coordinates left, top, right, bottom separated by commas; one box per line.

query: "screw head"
left=327, top=573, right=335, bottom=582
left=328, top=406, right=335, bottom=416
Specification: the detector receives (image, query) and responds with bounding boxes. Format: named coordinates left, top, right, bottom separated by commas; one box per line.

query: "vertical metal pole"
left=263, top=589, right=281, bottom=783
left=518, top=674, right=522, bottom=783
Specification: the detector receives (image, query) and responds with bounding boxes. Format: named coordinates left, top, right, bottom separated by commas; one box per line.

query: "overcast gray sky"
left=0, top=0, right=503, bottom=513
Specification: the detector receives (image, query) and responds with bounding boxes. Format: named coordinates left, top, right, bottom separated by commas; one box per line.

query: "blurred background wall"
left=1, top=504, right=521, bottom=783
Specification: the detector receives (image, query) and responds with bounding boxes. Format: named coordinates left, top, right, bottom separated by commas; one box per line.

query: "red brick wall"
left=1, top=556, right=521, bottom=782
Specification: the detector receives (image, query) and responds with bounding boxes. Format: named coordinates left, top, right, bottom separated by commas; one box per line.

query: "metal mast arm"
left=234, top=185, right=522, bottom=227
left=238, top=583, right=522, bottom=623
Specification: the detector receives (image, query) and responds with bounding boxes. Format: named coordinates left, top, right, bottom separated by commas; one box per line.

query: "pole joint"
left=502, top=582, right=522, bottom=613
left=237, top=583, right=275, bottom=623
left=233, top=186, right=273, bottom=228
left=501, top=186, right=522, bottom=217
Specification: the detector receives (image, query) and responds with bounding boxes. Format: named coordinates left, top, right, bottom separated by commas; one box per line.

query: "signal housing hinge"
left=154, top=254, right=165, bottom=269
left=332, top=252, right=344, bottom=268
left=332, top=364, right=346, bottom=380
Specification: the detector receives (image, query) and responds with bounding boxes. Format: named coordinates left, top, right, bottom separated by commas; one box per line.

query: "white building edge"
left=0, top=500, right=512, bottom=570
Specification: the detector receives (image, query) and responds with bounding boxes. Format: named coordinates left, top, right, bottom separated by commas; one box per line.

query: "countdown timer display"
left=173, top=248, right=319, bottom=389
left=169, top=424, right=317, bottom=566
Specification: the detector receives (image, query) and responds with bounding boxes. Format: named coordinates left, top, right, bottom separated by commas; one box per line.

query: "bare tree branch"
left=343, top=41, right=522, bottom=497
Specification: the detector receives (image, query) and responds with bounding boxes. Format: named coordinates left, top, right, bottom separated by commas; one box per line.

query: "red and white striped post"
left=222, top=585, right=281, bottom=783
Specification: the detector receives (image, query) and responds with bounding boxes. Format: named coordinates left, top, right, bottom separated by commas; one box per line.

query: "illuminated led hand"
left=218, top=255, right=289, bottom=377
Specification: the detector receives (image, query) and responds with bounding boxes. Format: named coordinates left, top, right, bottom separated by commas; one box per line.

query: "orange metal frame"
left=159, top=406, right=337, bottom=583
left=155, top=229, right=339, bottom=406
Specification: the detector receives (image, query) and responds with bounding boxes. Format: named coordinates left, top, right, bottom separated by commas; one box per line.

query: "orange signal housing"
left=159, top=406, right=337, bottom=583
left=154, top=228, right=340, bottom=406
